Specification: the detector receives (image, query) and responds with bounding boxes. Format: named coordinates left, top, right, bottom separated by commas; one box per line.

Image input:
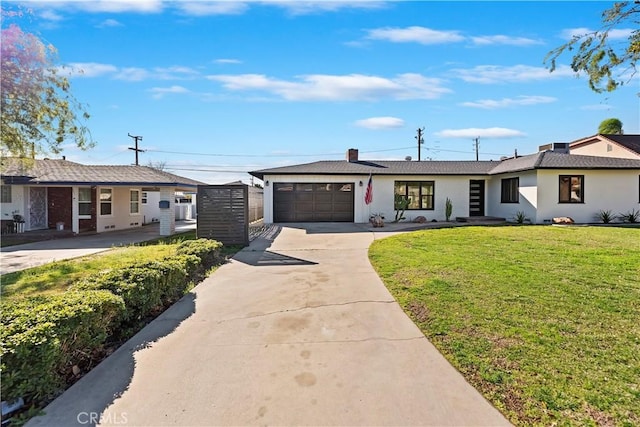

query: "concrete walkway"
left=26, top=223, right=510, bottom=426
left=0, top=221, right=196, bottom=275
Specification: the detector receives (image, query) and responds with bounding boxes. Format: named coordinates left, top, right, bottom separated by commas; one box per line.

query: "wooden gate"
left=197, top=185, right=249, bottom=246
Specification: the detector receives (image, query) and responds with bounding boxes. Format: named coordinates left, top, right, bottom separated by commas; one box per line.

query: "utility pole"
left=127, top=133, right=144, bottom=166
left=473, top=137, right=480, bottom=161
left=415, top=127, right=425, bottom=161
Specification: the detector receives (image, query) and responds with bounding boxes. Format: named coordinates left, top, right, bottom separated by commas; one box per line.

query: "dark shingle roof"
left=1, top=158, right=206, bottom=189
left=250, top=160, right=500, bottom=179
left=250, top=151, right=640, bottom=179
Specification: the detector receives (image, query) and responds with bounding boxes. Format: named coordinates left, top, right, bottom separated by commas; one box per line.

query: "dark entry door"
left=469, top=180, right=485, bottom=216
left=274, top=183, right=354, bottom=222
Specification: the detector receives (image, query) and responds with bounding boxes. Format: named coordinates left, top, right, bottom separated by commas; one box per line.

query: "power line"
left=148, top=145, right=509, bottom=161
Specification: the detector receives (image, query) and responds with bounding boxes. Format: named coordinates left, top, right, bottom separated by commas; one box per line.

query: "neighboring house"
left=250, top=147, right=640, bottom=225
left=1, top=158, right=205, bottom=235
left=568, top=134, right=640, bottom=159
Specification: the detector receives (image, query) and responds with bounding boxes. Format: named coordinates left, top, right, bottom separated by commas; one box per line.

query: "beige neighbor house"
left=1, top=158, right=205, bottom=236
left=250, top=145, right=640, bottom=225
left=568, top=134, right=640, bottom=160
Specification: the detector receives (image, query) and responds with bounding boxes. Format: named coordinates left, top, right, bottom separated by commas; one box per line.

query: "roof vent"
left=405, top=156, right=412, bottom=161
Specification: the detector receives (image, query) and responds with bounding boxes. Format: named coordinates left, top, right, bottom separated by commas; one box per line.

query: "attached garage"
left=273, top=182, right=354, bottom=222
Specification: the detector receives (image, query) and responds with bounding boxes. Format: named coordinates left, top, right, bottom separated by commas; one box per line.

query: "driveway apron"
left=26, top=223, right=510, bottom=426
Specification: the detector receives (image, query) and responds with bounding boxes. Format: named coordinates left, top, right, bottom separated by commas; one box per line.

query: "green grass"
left=1, top=231, right=198, bottom=300
left=369, top=226, right=640, bottom=426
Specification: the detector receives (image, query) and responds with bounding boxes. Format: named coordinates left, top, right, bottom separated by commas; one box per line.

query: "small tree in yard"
left=1, top=9, right=94, bottom=157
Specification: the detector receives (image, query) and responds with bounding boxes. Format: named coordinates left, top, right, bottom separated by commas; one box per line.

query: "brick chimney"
left=347, top=148, right=359, bottom=162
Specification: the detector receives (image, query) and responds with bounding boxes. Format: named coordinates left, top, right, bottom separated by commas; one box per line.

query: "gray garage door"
left=273, top=183, right=354, bottom=222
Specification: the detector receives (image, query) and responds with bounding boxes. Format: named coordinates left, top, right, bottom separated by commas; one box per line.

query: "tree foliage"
left=545, top=2, right=639, bottom=94
left=1, top=14, right=94, bottom=157
left=598, top=117, right=623, bottom=134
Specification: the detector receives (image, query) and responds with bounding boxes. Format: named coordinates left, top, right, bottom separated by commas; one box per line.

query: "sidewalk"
left=26, top=223, right=511, bottom=426
left=0, top=221, right=196, bottom=275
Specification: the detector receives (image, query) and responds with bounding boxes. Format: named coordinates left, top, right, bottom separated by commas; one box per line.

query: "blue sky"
left=5, top=1, right=639, bottom=184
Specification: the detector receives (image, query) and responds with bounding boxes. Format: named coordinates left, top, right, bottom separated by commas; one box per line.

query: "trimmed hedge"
left=0, top=290, right=125, bottom=403
left=0, top=238, right=224, bottom=410
left=176, top=239, right=224, bottom=282
left=73, top=253, right=207, bottom=324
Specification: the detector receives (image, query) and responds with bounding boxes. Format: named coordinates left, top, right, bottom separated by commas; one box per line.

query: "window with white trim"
left=100, top=188, right=113, bottom=215
left=78, top=188, right=92, bottom=217
left=130, top=190, right=140, bottom=214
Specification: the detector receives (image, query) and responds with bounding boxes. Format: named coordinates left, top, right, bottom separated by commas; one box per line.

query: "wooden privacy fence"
left=197, top=184, right=264, bottom=246
left=247, top=184, right=264, bottom=223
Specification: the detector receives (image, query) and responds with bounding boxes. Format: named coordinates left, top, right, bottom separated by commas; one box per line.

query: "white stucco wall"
left=571, top=143, right=640, bottom=160
left=535, top=169, right=640, bottom=224
left=262, top=174, right=485, bottom=224
left=142, top=191, right=161, bottom=224
left=96, top=186, right=143, bottom=232
left=0, top=184, right=26, bottom=223
left=486, top=171, right=539, bottom=223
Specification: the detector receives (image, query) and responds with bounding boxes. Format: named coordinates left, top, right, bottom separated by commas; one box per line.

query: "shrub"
left=595, top=209, right=617, bottom=224
left=176, top=238, right=223, bottom=280
left=445, top=198, right=453, bottom=221
left=514, top=211, right=528, bottom=224
left=618, top=208, right=640, bottom=223
left=1, top=291, right=125, bottom=404
left=74, top=266, right=165, bottom=323
left=73, top=254, right=201, bottom=324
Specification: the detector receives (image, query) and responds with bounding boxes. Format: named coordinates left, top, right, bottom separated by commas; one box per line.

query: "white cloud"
left=153, top=66, right=200, bottom=80
left=39, top=9, right=64, bottom=22
left=207, top=73, right=451, bottom=101
left=453, top=64, right=575, bottom=84
left=366, top=26, right=465, bottom=45
left=461, top=95, right=557, bottom=109
left=176, top=1, right=249, bottom=16
left=28, top=0, right=164, bottom=13
left=96, top=18, right=123, bottom=28
left=471, top=35, right=542, bottom=46
left=436, top=128, right=526, bottom=139
left=580, top=104, right=612, bottom=111
left=148, top=85, right=190, bottom=99
left=214, top=58, right=243, bottom=64
left=114, top=67, right=151, bottom=81
left=355, top=116, right=405, bottom=130
left=264, top=1, right=387, bottom=15
left=62, top=62, right=118, bottom=77
left=561, top=27, right=634, bottom=40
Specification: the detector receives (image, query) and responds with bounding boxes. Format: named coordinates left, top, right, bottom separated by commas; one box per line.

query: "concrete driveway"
left=0, top=221, right=196, bottom=275
left=26, top=223, right=510, bottom=427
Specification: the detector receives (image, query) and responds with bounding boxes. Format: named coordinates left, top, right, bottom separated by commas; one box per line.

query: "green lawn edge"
left=369, top=225, right=640, bottom=426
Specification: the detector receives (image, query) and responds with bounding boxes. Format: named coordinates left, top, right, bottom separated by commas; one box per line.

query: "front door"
left=29, top=187, right=47, bottom=229
left=469, top=180, right=485, bottom=217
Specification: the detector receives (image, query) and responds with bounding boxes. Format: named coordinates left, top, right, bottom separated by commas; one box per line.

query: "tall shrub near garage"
left=0, top=290, right=125, bottom=405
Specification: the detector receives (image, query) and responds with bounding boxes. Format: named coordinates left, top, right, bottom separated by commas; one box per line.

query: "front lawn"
left=369, top=226, right=640, bottom=426
left=1, top=231, right=198, bottom=300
